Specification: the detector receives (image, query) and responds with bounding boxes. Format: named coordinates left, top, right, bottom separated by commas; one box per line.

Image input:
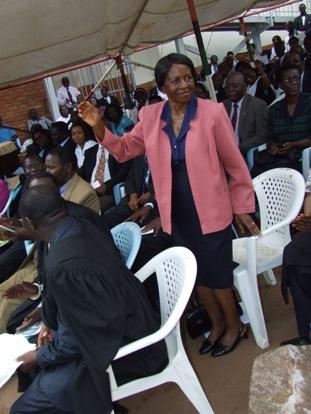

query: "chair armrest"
left=113, top=322, right=176, bottom=361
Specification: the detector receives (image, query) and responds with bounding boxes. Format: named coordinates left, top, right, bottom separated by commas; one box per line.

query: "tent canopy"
left=0, top=0, right=292, bottom=86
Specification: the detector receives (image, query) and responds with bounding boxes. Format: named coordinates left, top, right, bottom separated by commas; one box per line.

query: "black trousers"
left=105, top=197, right=132, bottom=229
left=283, top=264, right=311, bottom=337
left=0, top=240, right=27, bottom=284
left=282, top=234, right=311, bottom=337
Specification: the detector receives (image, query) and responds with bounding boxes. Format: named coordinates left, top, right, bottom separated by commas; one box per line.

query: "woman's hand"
left=277, top=142, right=295, bottom=155
left=234, top=214, right=260, bottom=236
left=137, top=192, right=152, bottom=206
left=78, top=101, right=102, bottom=128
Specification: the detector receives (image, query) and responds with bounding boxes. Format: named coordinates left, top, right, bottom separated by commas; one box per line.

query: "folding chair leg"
left=263, top=270, right=277, bottom=286
left=172, top=351, right=214, bottom=414
left=234, top=270, right=269, bottom=349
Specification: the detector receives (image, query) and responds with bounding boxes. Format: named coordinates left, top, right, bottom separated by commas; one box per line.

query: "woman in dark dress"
left=79, top=54, right=259, bottom=357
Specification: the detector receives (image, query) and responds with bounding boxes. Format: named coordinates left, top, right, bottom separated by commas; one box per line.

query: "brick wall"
left=0, top=79, right=51, bottom=142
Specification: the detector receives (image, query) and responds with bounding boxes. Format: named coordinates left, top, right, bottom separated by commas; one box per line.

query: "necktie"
left=66, top=87, right=73, bottom=104
left=231, top=103, right=238, bottom=131
left=94, top=150, right=106, bottom=185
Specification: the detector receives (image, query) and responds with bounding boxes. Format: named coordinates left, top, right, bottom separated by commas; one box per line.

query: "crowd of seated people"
left=1, top=19, right=311, bottom=412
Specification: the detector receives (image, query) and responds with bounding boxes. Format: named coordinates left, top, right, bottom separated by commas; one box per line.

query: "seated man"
left=223, top=71, right=268, bottom=155
left=0, top=149, right=100, bottom=333
left=79, top=143, right=131, bottom=213
left=10, top=186, right=167, bottom=414
left=0, top=155, right=45, bottom=285
left=281, top=171, right=311, bottom=345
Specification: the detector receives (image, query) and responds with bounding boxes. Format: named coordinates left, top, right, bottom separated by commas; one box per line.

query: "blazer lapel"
left=238, top=96, right=248, bottom=140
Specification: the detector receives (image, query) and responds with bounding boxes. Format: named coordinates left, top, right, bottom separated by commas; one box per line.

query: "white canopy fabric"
left=0, top=0, right=291, bottom=86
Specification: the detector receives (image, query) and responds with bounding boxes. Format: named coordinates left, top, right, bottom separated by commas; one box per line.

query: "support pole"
left=186, top=0, right=216, bottom=101
left=115, top=55, right=131, bottom=106
left=239, top=17, right=254, bottom=65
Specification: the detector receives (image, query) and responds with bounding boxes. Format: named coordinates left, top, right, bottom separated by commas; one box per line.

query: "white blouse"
left=75, top=140, right=98, bottom=168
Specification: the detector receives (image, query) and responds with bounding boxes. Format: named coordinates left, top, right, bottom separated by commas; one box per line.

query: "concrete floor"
left=0, top=269, right=297, bottom=414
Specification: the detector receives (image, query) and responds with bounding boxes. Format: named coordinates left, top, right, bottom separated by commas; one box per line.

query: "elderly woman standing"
left=79, top=53, right=259, bottom=357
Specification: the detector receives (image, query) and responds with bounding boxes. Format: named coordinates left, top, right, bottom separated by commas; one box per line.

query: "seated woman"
left=251, top=64, right=311, bottom=177
left=80, top=142, right=132, bottom=213
left=56, top=105, right=73, bottom=127
left=0, top=178, right=9, bottom=212
left=70, top=123, right=97, bottom=168
left=26, top=125, right=54, bottom=160
left=105, top=103, right=134, bottom=137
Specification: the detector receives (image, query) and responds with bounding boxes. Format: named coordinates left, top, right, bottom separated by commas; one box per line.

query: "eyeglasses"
left=165, top=74, right=194, bottom=87
left=283, top=75, right=301, bottom=84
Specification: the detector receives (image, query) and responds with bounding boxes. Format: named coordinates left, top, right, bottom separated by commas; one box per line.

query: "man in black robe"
left=11, top=185, right=167, bottom=414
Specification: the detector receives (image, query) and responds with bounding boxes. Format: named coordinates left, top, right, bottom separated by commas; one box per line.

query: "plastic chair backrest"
left=114, top=247, right=197, bottom=362
left=302, top=147, right=311, bottom=180
left=111, top=222, right=141, bottom=269
left=113, top=182, right=126, bottom=205
left=253, top=168, right=305, bottom=248
left=246, top=143, right=267, bottom=170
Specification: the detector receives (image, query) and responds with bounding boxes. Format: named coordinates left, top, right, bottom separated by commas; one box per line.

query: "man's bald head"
left=224, top=71, right=247, bottom=103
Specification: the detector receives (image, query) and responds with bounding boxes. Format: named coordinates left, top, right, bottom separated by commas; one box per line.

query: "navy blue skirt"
left=171, top=160, right=233, bottom=289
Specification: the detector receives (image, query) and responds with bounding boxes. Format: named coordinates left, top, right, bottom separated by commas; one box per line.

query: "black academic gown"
left=42, top=217, right=167, bottom=414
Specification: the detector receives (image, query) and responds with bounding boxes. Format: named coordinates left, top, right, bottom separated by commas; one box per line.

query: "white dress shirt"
left=56, top=86, right=81, bottom=107
left=229, top=97, right=244, bottom=144
left=90, top=146, right=111, bottom=189
left=75, top=140, right=97, bottom=168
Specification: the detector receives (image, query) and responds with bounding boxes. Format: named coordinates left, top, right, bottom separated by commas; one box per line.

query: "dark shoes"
left=211, top=326, right=248, bottom=358
left=199, top=331, right=224, bottom=354
left=280, top=336, right=310, bottom=347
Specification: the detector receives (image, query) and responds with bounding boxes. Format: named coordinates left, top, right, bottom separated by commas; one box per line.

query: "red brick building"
left=0, top=80, right=51, bottom=142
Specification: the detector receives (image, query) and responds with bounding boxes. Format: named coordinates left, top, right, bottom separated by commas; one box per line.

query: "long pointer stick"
left=84, top=62, right=116, bottom=101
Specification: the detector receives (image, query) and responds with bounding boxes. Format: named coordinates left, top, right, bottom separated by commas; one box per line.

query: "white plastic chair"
left=108, top=247, right=214, bottom=414
left=233, top=168, right=305, bottom=349
left=0, top=191, right=14, bottom=216
left=111, top=222, right=142, bottom=269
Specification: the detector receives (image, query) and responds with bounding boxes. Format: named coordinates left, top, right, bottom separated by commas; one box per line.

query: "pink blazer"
left=97, top=98, right=255, bottom=234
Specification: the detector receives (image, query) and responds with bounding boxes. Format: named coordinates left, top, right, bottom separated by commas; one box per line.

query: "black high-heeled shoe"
left=211, top=326, right=248, bottom=358
left=199, top=331, right=224, bottom=355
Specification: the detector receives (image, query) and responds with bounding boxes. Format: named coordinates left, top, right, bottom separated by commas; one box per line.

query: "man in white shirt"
left=56, top=77, right=81, bottom=110
left=209, top=55, right=218, bottom=75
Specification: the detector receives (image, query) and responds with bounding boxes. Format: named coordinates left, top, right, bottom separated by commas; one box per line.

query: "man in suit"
left=50, top=121, right=75, bottom=152
left=294, top=4, right=311, bottom=42
left=10, top=185, right=167, bottom=414
left=0, top=149, right=100, bottom=332
left=223, top=71, right=268, bottom=155
left=97, top=85, right=120, bottom=108
left=45, top=147, right=100, bottom=213
left=80, top=144, right=131, bottom=213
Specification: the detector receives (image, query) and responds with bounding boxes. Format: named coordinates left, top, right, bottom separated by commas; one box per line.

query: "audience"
left=251, top=65, right=311, bottom=176
left=70, top=123, right=97, bottom=168
left=56, top=76, right=81, bottom=110
left=50, top=121, right=75, bottom=152
left=3, top=19, right=311, bottom=410
left=56, top=105, right=73, bottom=126
left=223, top=71, right=268, bottom=154
left=27, top=108, right=52, bottom=131
left=26, top=125, right=54, bottom=160
left=105, top=103, right=134, bottom=137
left=80, top=141, right=131, bottom=213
